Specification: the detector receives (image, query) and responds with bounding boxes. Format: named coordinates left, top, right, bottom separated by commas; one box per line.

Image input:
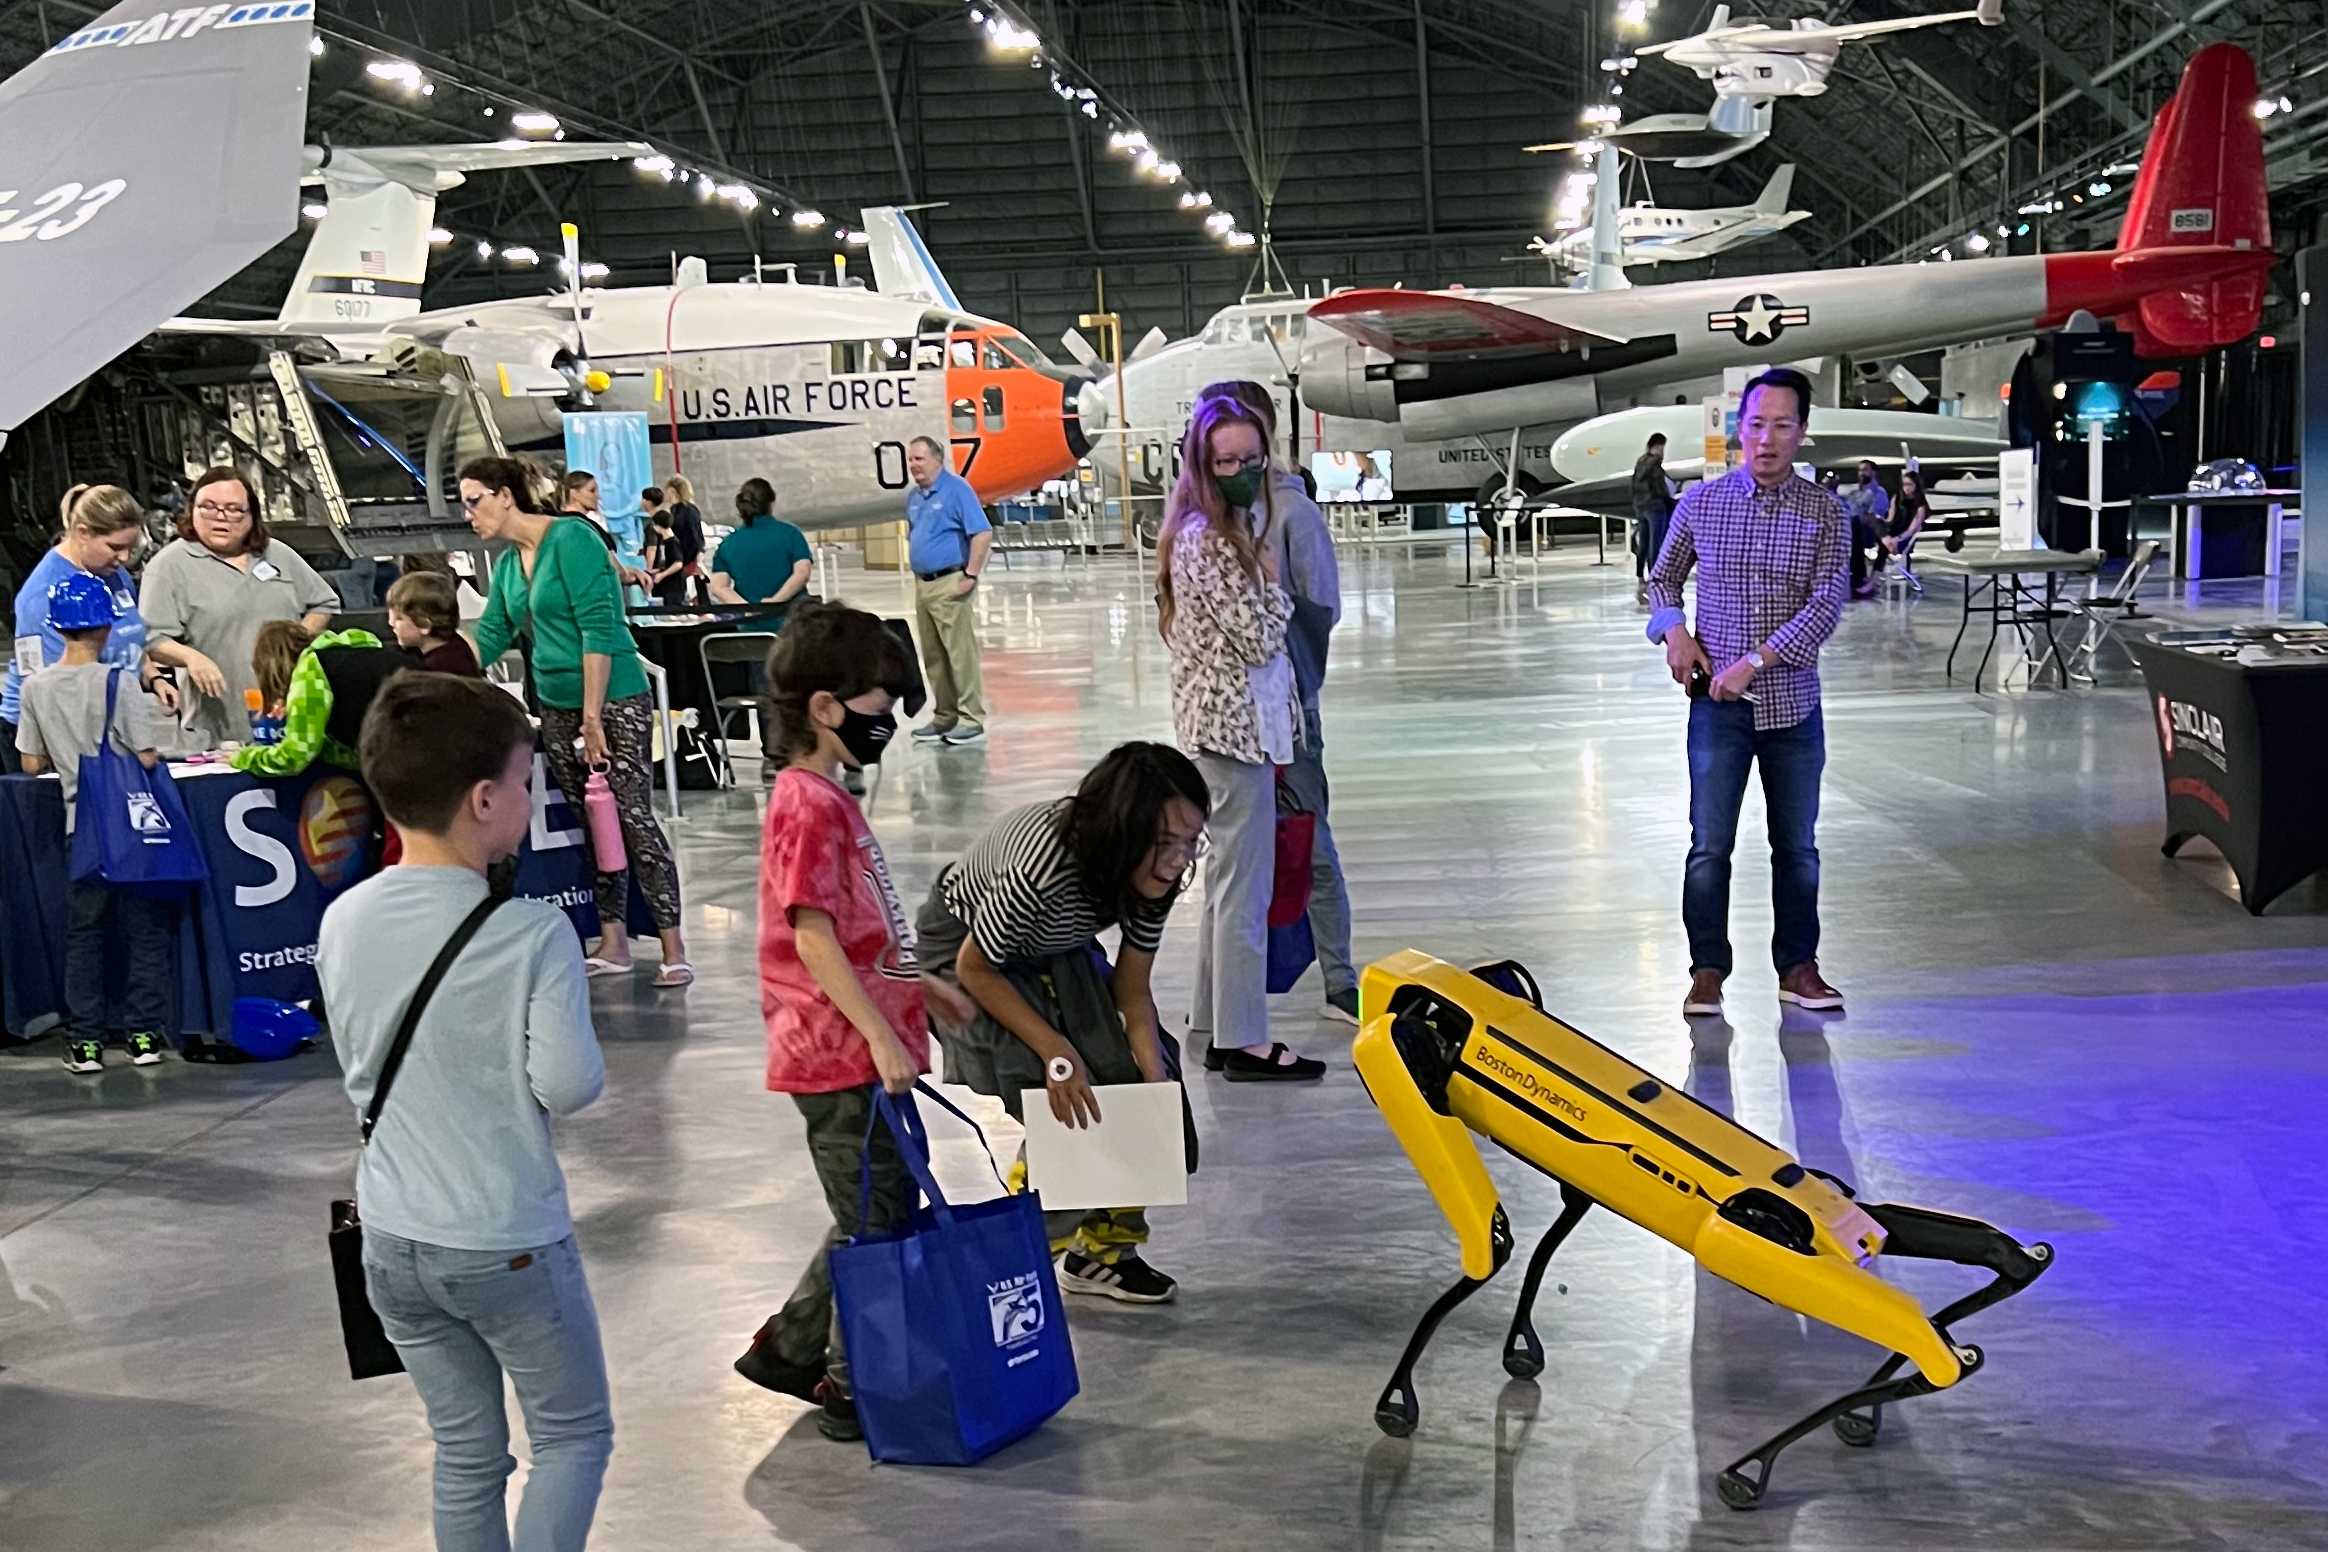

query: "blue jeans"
left=1684, top=701, right=1824, bottom=978
left=362, top=1230, right=614, bottom=1552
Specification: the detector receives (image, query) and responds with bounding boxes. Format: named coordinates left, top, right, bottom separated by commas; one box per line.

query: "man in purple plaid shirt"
left=1645, top=368, right=1850, bottom=1020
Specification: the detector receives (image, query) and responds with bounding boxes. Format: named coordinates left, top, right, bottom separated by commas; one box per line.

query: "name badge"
left=251, top=559, right=282, bottom=583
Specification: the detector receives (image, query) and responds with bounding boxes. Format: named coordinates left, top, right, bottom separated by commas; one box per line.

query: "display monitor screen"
left=1312, top=449, right=1393, bottom=502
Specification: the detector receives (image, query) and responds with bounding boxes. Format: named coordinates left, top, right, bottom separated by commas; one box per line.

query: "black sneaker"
left=63, top=1039, right=103, bottom=1074
left=733, top=1322, right=827, bottom=1404
left=814, top=1380, right=863, bottom=1442
left=126, top=1032, right=167, bottom=1067
left=1058, top=1250, right=1178, bottom=1305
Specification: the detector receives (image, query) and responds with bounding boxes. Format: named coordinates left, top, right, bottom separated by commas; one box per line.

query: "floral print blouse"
left=1165, top=515, right=1296, bottom=765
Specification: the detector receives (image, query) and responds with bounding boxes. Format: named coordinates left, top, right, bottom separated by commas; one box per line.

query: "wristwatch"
left=1746, top=650, right=1768, bottom=672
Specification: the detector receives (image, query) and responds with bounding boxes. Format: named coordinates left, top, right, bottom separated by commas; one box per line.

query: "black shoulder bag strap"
left=360, top=893, right=507, bottom=1146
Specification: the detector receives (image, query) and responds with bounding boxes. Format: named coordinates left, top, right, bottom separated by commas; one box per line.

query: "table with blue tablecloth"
left=0, top=753, right=649, bottom=1041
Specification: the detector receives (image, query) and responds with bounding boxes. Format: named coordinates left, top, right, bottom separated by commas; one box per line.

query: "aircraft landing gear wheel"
left=1833, top=1409, right=1881, bottom=1448
left=1716, top=1471, right=1763, bottom=1510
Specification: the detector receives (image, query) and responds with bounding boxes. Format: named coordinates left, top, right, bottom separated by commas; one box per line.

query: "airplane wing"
left=0, top=0, right=315, bottom=431
left=1773, top=8, right=1993, bottom=44
left=1308, top=289, right=1629, bottom=363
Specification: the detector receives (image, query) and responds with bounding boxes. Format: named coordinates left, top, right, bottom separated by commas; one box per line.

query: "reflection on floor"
left=4, top=542, right=2324, bottom=1551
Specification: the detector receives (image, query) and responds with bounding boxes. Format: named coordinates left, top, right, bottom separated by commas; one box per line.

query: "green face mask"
left=1216, top=467, right=1262, bottom=508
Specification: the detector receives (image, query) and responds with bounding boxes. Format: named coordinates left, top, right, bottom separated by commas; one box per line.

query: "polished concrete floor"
left=5, top=538, right=2325, bottom=1551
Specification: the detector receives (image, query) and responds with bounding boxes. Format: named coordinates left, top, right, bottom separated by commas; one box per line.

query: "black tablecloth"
left=2127, top=638, right=2328, bottom=914
left=626, top=605, right=788, bottom=726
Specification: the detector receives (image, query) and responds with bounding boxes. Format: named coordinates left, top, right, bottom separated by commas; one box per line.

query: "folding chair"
left=2046, top=539, right=2159, bottom=683
left=697, top=631, right=775, bottom=785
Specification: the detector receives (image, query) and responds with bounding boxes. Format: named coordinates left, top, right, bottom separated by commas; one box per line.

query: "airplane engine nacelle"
left=438, top=325, right=579, bottom=445
left=1297, top=330, right=1400, bottom=424
left=1399, top=378, right=1606, bottom=443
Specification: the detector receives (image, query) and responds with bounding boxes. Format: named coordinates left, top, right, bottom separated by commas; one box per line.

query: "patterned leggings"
left=539, top=692, right=683, bottom=935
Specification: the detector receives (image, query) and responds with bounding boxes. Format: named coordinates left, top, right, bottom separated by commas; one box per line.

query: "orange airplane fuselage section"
left=940, top=324, right=1089, bottom=502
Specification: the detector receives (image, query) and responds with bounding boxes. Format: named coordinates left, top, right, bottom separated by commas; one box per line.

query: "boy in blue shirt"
left=15, top=573, right=177, bottom=1073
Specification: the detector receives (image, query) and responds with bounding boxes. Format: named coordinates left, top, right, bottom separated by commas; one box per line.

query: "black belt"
left=915, top=566, right=962, bottom=582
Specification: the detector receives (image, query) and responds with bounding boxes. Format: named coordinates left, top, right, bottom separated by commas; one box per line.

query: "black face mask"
left=835, top=706, right=897, bottom=768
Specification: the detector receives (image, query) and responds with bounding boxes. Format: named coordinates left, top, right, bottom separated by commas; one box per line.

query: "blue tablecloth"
left=0, top=752, right=648, bottom=1040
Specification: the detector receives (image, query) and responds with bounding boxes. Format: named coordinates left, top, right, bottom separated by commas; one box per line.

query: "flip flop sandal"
left=584, top=957, right=635, bottom=978
left=654, top=963, right=695, bottom=989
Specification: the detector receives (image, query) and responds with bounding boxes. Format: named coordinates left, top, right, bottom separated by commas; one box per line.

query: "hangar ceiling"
left=1, top=0, right=2322, bottom=354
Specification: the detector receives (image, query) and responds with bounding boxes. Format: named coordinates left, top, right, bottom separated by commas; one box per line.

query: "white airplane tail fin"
left=276, top=141, right=648, bottom=330
left=1755, top=164, right=1797, bottom=215
left=861, top=206, right=962, bottom=311
left=1587, top=146, right=1631, bottom=293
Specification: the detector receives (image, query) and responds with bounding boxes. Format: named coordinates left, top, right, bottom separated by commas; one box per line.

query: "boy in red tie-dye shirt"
left=729, top=602, right=973, bottom=1442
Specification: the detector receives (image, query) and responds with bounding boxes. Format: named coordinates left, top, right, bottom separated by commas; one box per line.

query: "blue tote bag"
left=830, top=1083, right=1079, bottom=1466
left=69, top=670, right=208, bottom=894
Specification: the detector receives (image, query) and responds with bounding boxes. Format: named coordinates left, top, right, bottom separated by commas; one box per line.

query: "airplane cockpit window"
left=914, top=340, right=945, bottom=370
left=983, top=338, right=1013, bottom=372
left=873, top=337, right=911, bottom=372
left=831, top=341, right=865, bottom=374
left=990, top=330, right=1052, bottom=368
left=950, top=338, right=979, bottom=369
left=982, top=385, right=1006, bottom=431
left=951, top=397, right=978, bottom=435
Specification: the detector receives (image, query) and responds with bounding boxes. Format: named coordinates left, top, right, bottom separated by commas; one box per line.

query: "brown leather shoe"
left=1777, top=961, right=1844, bottom=1011
left=1683, top=970, right=1725, bottom=1018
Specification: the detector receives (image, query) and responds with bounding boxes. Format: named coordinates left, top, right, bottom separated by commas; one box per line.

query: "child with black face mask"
left=732, top=601, right=975, bottom=1442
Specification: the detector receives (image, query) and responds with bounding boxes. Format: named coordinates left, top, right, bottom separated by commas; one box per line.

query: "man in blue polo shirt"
left=903, top=435, right=993, bottom=746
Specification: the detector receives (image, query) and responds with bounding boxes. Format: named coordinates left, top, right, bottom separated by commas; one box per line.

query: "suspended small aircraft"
left=1527, top=99, right=1774, bottom=169
left=1640, top=0, right=2005, bottom=103
left=1541, top=163, right=1810, bottom=270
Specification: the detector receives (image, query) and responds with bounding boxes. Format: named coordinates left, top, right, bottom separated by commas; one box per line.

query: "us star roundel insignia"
left=1708, top=294, right=1811, bottom=345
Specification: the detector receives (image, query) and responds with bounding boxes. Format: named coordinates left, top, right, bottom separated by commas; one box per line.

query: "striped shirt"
left=1645, top=468, right=1849, bottom=731
left=938, top=799, right=1174, bottom=965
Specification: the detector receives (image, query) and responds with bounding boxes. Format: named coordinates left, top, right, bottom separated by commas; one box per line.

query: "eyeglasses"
left=193, top=500, right=250, bottom=519
left=1154, top=832, right=1211, bottom=870
left=1211, top=454, right=1266, bottom=476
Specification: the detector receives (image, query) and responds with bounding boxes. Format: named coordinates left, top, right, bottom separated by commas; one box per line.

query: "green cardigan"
left=473, top=517, right=648, bottom=710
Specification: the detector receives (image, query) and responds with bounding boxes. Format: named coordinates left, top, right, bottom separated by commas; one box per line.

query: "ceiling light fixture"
left=510, top=110, right=560, bottom=134
left=502, top=245, right=539, bottom=266
left=426, top=226, right=452, bottom=245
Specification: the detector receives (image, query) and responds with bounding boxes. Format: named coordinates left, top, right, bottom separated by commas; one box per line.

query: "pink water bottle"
left=583, top=763, right=628, bottom=872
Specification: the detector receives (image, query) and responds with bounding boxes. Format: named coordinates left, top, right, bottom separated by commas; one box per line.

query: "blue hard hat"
left=230, top=997, right=320, bottom=1061
left=47, top=571, right=120, bottom=632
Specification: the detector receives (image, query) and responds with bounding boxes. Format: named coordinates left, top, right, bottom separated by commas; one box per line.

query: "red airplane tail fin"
left=2112, top=42, right=2271, bottom=353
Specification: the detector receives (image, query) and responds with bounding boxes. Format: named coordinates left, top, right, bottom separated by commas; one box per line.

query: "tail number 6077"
left=0, top=179, right=131, bottom=244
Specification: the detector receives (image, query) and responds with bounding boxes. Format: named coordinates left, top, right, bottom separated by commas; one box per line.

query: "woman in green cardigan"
left=461, top=456, right=691, bottom=987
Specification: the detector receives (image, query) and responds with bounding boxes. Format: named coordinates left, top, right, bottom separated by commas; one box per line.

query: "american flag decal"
left=359, top=250, right=388, bottom=276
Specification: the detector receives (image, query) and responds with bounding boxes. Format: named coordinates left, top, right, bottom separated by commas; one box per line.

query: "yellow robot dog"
left=1353, top=951, right=2052, bottom=1510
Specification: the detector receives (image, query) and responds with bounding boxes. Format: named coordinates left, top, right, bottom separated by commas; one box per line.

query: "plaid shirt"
left=1646, top=468, right=1848, bottom=731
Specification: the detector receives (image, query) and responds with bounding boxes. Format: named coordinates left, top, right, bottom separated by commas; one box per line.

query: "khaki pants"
left=913, top=574, right=986, bottom=729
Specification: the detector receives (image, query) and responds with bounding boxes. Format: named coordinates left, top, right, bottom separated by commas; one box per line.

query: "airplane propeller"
left=1059, top=329, right=1104, bottom=371
left=487, top=221, right=664, bottom=408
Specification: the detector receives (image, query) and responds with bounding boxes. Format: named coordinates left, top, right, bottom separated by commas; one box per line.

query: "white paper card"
left=1022, top=1082, right=1188, bottom=1212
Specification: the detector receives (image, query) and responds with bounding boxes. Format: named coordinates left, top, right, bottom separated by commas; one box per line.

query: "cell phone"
left=1687, top=665, right=1711, bottom=699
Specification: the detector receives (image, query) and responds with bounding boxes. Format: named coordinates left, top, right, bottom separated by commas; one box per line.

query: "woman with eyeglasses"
left=913, top=741, right=1210, bottom=1304
left=141, top=466, right=338, bottom=748
left=1, top=484, right=176, bottom=774
left=461, top=455, right=693, bottom=988
left=1157, top=396, right=1324, bottom=1083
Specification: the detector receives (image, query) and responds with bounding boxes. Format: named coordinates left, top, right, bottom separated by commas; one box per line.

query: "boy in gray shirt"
left=15, top=573, right=177, bottom=1074
left=318, top=673, right=612, bottom=1552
